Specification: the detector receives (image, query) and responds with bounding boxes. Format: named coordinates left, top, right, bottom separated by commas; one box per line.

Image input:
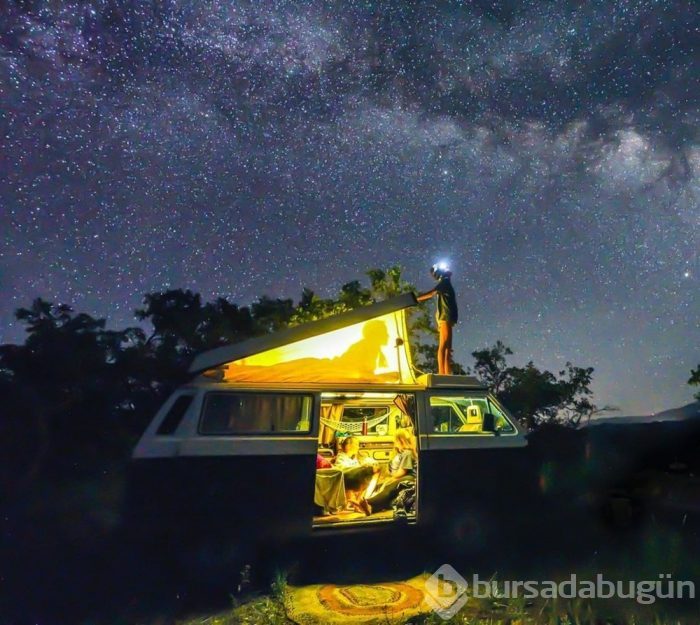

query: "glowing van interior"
left=313, top=392, right=418, bottom=527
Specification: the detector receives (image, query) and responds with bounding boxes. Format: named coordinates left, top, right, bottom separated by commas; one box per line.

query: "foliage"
left=271, top=569, right=289, bottom=602
left=180, top=595, right=290, bottom=625
left=135, top=289, right=279, bottom=355
left=689, top=364, right=700, bottom=401
left=289, top=282, right=373, bottom=324
left=469, top=343, right=606, bottom=429
left=0, top=299, right=152, bottom=485
left=470, top=340, right=513, bottom=394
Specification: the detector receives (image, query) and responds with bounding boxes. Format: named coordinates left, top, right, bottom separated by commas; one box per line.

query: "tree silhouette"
left=690, top=365, right=700, bottom=401
left=0, top=299, right=149, bottom=488
left=250, top=296, right=296, bottom=333
left=134, top=289, right=264, bottom=387
left=470, top=340, right=513, bottom=394
left=469, top=341, right=602, bottom=429
left=290, top=282, right=373, bottom=324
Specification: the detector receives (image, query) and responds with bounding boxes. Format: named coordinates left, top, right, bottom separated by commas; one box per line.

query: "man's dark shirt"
left=435, top=277, right=458, bottom=324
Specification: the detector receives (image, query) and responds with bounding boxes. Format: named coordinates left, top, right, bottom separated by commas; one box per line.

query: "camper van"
left=129, top=293, right=531, bottom=568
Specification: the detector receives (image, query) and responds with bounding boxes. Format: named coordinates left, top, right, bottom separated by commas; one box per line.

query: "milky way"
left=1, top=1, right=698, bottom=414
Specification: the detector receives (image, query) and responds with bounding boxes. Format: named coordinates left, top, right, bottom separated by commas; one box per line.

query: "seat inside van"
left=458, top=404, right=483, bottom=432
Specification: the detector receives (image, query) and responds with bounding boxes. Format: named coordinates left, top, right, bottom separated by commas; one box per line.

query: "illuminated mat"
left=284, top=574, right=433, bottom=625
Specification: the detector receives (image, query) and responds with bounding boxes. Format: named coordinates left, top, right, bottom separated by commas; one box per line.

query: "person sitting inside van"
left=359, top=429, right=416, bottom=515
left=333, top=436, right=378, bottom=513
left=316, top=454, right=332, bottom=469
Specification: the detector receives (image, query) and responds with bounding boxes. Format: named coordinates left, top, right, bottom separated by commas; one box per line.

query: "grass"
left=173, top=569, right=697, bottom=625
left=176, top=597, right=291, bottom=625
left=173, top=527, right=700, bottom=625
left=179, top=578, right=292, bottom=625
left=175, top=591, right=695, bottom=625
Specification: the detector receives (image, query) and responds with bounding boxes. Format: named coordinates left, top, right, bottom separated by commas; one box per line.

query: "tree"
left=0, top=299, right=149, bottom=485
left=136, top=289, right=204, bottom=350
left=690, top=365, right=700, bottom=401
left=250, top=296, right=296, bottom=333
left=199, top=298, right=258, bottom=347
left=135, top=288, right=271, bottom=354
left=134, top=289, right=210, bottom=391
left=366, top=266, right=412, bottom=299
left=470, top=340, right=513, bottom=394
left=469, top=341, right=601, bottom=430
left=134, top=289, right=266, bottom=386
left=501, top=362, right=596, bottom=430
left=290, top=283, right=373, bottom=325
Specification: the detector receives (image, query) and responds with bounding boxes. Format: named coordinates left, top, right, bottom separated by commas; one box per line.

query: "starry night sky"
left=1, top=1, right=698, bottom=415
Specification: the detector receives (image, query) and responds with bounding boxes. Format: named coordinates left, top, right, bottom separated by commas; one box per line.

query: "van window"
left=199, top=393, right=313, bottom=434
left=429, top=395, right=515, bottom=435
left=340, top=406, right=392, bottom=436
left=485, top=398, right=516, bottom=434
left=156, top=394, right=194, bottom=435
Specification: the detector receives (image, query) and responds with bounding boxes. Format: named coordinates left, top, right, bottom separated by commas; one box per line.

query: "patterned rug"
left=284, top=574, right=433, bottom=625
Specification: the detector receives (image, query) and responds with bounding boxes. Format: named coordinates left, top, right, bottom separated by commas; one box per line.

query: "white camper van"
left=129, top=294, right=529, bottom=565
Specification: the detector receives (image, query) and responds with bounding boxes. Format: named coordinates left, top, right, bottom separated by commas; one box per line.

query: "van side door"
left=175, top=390, right=320, bottom=544
left=416, top=392, right=527, bottom=533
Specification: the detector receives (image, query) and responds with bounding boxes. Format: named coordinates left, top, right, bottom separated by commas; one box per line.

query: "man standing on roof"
left=416, top=263, right=458, bottom=375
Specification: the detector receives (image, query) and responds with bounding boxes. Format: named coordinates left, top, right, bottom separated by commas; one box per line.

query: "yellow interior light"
left=219, top=310, right=416, bottom=384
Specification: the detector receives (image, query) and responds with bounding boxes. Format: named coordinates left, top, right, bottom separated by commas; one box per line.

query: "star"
left=1, top=1, right=698, bottom=416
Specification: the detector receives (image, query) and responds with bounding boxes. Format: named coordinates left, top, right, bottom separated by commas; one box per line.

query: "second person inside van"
left=359, top=429, right=417, bottom=515
left=333, top=435, right=379, bottom=513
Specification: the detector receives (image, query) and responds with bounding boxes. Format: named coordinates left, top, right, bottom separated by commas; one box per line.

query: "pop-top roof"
left=189, top=293, right=419, bottom=385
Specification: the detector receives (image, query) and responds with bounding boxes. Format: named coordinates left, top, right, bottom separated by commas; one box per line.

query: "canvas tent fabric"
left=189, top=294, right=419, bottom=385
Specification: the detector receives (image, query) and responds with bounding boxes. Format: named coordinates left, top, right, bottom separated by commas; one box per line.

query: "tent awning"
left=189, top=293, right=419, bottom=385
